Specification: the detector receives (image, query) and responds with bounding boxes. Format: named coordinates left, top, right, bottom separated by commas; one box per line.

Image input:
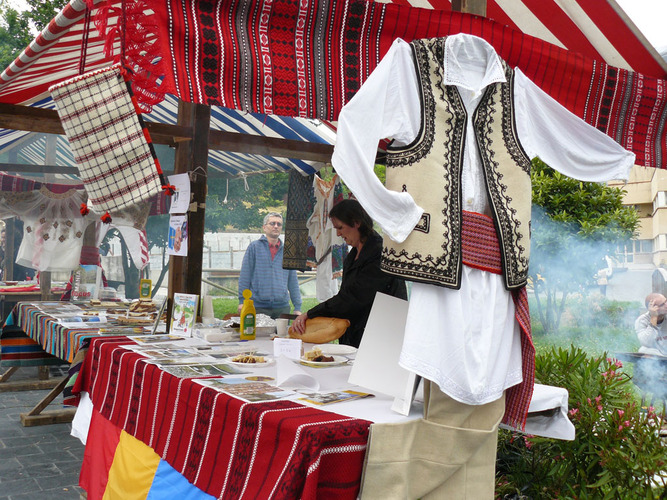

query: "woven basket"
left=49, top=64, right=162, bottom=214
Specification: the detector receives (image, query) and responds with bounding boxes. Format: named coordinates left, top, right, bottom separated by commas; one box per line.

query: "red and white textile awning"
left=0, top=0, right=665, bottom=172
left=1, top=0, right=664, bottom=105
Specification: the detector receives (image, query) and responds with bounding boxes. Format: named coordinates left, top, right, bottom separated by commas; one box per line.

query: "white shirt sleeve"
left=635, top=313, right=658, bottom=349
left=332, top=38, right=424, bottom=243
left=514, top=69, right=635, bottom=182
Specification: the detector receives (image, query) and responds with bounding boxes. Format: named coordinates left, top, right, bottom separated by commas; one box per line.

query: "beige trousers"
left=360, top=382, right=505, bottom=499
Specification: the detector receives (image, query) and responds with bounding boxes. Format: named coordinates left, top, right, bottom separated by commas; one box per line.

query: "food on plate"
left=231, top=354, right=266, bottom=364
left=116, top=316, right=154, bottom=325
left=129, top=299, right=157, bottom=314
left=288, top=317, right=350, bottom=344
left=303, top=347, right=334, bottom=363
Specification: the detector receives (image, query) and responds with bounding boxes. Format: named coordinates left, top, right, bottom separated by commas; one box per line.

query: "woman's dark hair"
left=329, top=199, right=374, bottom=242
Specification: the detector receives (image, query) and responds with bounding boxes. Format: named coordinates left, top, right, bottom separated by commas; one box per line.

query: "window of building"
left=635, top=239, right=654, bottom=253
left=657, top=235, right=667, bottom=251
left=654, top=192, right=667, bottom=212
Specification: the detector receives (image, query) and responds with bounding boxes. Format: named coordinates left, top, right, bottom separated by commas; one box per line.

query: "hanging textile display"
left=306, top=175, right=347, bottom=302
left=49, top=63, right=170, bottom=220
left=88, top=0, right=666, bottom=169
left=0, top=187, right=92, bottom=272
left=283, top=170, right=315, bottom=271
left=98, top=202, right=153, bottom=270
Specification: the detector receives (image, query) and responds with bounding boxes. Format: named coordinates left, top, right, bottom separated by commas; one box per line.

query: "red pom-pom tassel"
left=80, top=203, right=90, bottom=216
left=101, top=212, right=112, bottom=224
left=162, top=184, right=176, bottom=196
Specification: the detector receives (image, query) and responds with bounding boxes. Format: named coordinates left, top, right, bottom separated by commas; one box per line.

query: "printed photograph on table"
left=196, top=378, right=297, bottom=403
left=169, top=293, right=199, bottom=337
left=132, top=334, right=185, bottom=343
left=158, top=363, right=247, bottom=378
left=299, top=390, right=373, bottom=405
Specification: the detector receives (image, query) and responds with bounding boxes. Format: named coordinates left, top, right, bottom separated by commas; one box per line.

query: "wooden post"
left=451, top=0, right=486, bottom=16
left=167, top=101, right=211, bottom=323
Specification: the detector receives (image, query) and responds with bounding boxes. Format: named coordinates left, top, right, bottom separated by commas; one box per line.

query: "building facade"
left=609, top=166, right=667, bottom=268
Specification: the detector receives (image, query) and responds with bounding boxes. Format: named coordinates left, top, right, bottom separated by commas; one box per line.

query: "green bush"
left=496, top=346, right=667, bottom=499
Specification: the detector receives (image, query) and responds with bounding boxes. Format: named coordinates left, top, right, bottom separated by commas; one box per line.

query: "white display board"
left=348, top=293, right=419, bottom=415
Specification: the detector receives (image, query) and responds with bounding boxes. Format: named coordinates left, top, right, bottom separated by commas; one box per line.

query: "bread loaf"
left=288, top=316, right=350, bottom=344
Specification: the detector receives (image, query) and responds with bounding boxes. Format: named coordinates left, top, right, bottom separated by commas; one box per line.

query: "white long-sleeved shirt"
left=635, top=312, right=667, bottom=356
left=332, top=34, right=635, bottom=405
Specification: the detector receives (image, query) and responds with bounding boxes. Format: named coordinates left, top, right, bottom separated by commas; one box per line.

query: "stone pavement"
left=0, top=365, right=85, bottom=500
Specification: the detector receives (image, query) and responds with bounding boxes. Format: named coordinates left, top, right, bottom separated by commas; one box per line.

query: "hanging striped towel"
left=49, top=64, right=164, bottom=215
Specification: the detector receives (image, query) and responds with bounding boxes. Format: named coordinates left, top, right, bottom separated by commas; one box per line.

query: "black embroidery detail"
left=385, top=41, right=436, bottom=169
left=474, top=62, right=530, bottom=289
left=414, top=213, right=430, bottom=233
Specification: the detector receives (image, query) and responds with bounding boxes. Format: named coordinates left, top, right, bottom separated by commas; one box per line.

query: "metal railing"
left=201, top=268, right=318, bottom=297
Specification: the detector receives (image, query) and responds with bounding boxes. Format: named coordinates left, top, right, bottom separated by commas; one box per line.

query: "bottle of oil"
left=239, top=289, right=256, bottom=340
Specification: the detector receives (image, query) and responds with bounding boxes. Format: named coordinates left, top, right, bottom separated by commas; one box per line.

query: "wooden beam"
left=208, top=129, right=333, bottom=162
left=451, top=0, right=486, bottom=16
left=0, top=102, right=333, bottom=163
left=0, top=163, right=79, bottom=175
left=187, top=103, right=211, bottom=301
left=0, top=102, right=193, bottom=146
left=0, top=103, right=64, bottom=135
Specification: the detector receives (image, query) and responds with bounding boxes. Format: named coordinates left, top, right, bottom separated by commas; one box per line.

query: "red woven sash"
left=461, top=210, right=535, bottom=430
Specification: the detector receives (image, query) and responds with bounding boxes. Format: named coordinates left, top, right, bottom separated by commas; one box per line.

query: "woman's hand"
left=291, top=313, right=309, bottom=334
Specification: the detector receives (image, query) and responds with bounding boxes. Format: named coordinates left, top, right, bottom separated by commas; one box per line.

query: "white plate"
left=319, top=344, right=358, bottom=356
left=228, top=357, right=274, bottom=368
left=299, top=355, right=348, bottom=367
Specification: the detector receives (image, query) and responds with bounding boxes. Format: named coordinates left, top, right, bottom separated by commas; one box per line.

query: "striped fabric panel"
left=0, top=326, right=65, bottom=366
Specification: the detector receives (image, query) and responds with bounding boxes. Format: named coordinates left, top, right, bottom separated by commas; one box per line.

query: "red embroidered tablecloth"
left=76, top=337, right=372, bottom=499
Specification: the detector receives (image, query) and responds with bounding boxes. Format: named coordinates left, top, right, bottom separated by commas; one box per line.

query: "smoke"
left=528, top=204, right=666, bottom=401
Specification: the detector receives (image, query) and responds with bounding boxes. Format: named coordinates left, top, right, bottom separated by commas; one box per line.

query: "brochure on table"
left=348, top=292, right=418, bottom=415
left=71, top=264, right=102, bottom=301
left=170, top=293, right=199, bottom=337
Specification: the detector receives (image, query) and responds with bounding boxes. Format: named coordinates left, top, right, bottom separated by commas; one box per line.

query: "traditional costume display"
left=306, top=174, right=346, bottom=301
left=332, top=34, right=635, bottom=498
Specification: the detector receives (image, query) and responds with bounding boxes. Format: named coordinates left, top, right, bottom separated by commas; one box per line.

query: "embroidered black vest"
left=382, top=37, right=532, bottom=290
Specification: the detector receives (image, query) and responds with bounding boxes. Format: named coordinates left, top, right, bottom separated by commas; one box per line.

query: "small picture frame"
left=170, top=293, right=199, bottom=337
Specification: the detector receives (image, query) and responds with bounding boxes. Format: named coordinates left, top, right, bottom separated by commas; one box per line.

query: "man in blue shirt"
left=238, top=212, right=302, bottom=318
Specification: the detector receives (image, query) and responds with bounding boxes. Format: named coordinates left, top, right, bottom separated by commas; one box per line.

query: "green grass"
left=213, top=297, right=320, bottom=317
left=214, top=295, right=640, bottom=361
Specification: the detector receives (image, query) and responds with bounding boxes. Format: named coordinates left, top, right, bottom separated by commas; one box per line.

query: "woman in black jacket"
left=291, top=199, right=407, bottom=347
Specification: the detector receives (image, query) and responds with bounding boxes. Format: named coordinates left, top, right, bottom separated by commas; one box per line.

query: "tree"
left=0, top=0, right=68, bottom=70
left=23, top=0, right=67, bottom=32
left=529, top=158, right=639, bottom=333
left=0, top=3, right=32, bottom=71
left=205, top=171, right=290, bottom=231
